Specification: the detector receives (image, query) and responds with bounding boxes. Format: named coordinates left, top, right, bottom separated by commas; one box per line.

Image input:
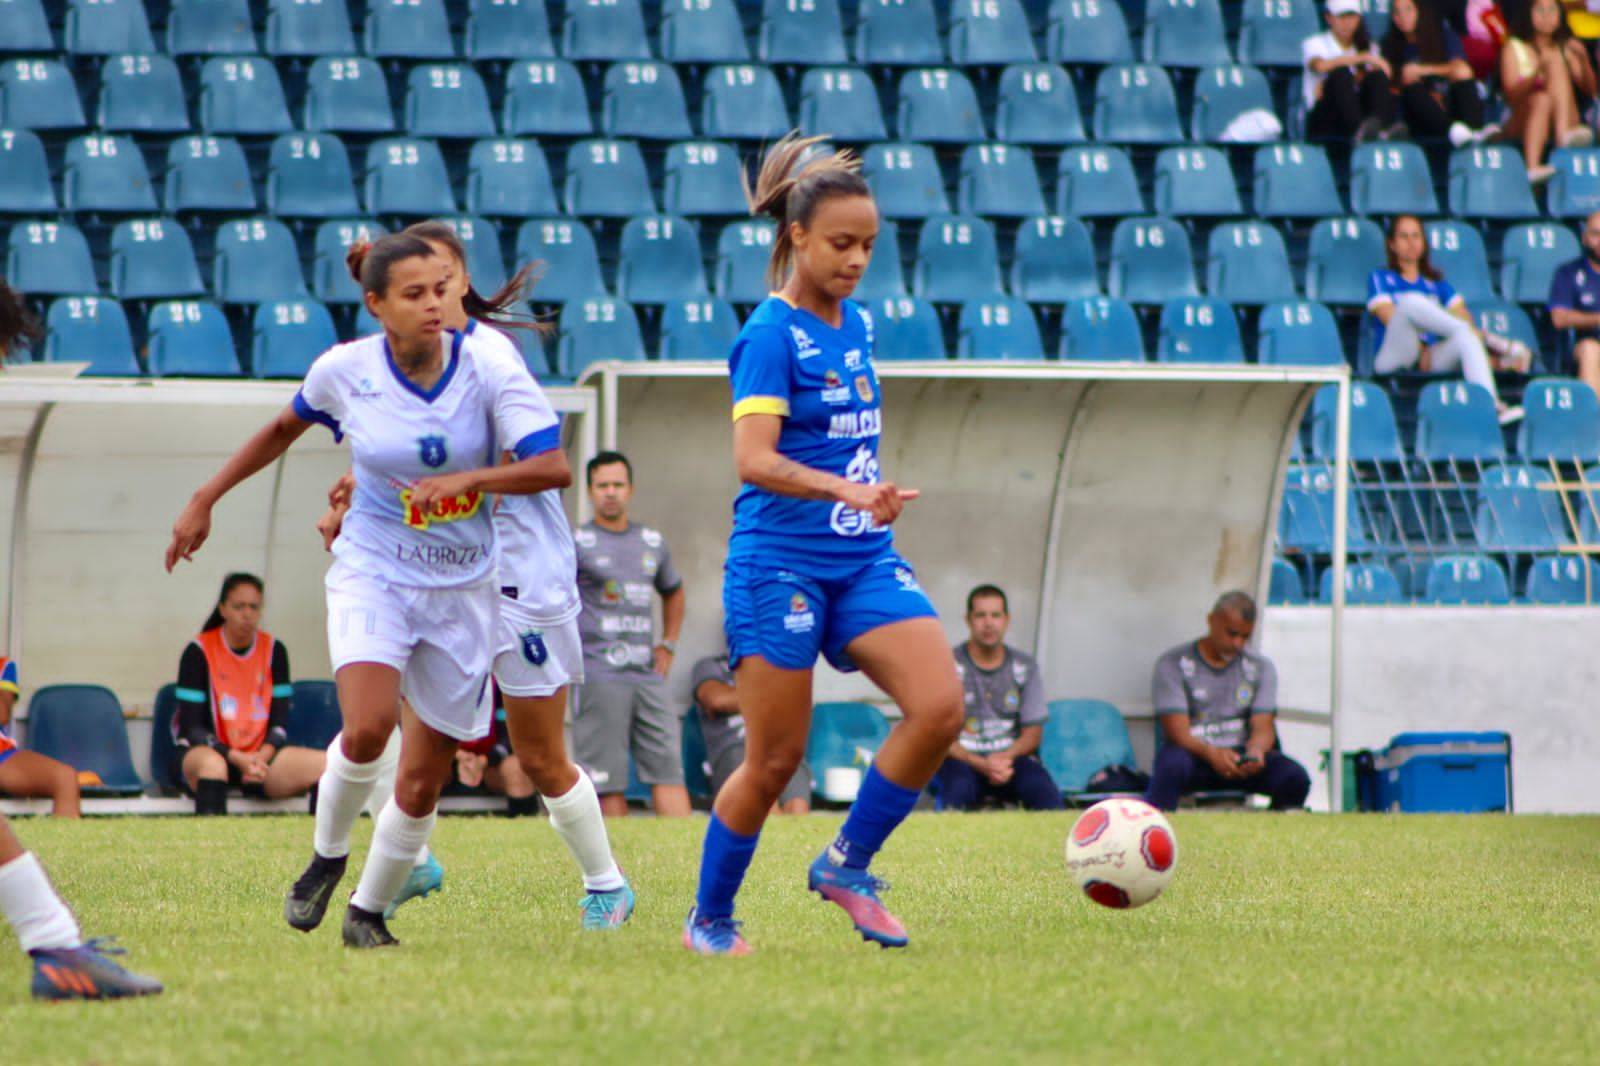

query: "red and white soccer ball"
left=1065, top=798, right=1178, bottom=909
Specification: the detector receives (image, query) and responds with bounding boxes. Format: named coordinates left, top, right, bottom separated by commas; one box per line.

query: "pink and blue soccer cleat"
left=681, top=907, right=752, bottom=956
left=807, top=851, right=908, bottom=948
left=580, top=881, right=635, bottom=931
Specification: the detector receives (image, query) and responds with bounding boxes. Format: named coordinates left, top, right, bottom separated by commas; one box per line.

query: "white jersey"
left=294, top=328, right=560, bottom=589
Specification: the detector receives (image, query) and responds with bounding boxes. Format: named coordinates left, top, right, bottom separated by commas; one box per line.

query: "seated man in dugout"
left=0, top=654, right=81, bottom=818
left=691, top=646, right=811, bottom=815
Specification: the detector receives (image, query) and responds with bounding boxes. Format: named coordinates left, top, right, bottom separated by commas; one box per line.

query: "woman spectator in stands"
left=174, top=573, right=324, bottom=814
left=1369, top=214, right=1532, bottom=423
left=0, top=654, right=81, bottom=818
left=1382, top=0, right=1501, bottom=145
left=1306, top=0, right=1399, bottom=141
left=1502, top=0, right=1597, bottom=183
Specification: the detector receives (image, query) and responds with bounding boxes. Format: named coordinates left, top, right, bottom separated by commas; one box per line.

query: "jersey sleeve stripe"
left=271, top=684, right=294, bottom=698
left=0, top=681, right=16, bottom=695
left=174, top=686, right=208, bottom=704
left=732, top=396, right=790, bottom=422
left=291, top=392, right=344, bottom=443
left=513, top=423, right=561, bottom=460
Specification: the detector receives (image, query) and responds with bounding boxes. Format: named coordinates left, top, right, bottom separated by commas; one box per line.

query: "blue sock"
left=830, top=764, right=921, bottom=870
left=694, top=814, right=760, bottom=922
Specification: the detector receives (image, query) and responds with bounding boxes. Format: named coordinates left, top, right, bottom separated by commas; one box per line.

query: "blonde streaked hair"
left=743, top=132, right=873, bottom=290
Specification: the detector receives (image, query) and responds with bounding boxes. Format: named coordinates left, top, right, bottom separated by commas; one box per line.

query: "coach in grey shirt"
left=573, top=451, right=691, bottom=817
left=691, top=651, right=810, bottom=814
left=1144, top=590, right=1310, bottom=811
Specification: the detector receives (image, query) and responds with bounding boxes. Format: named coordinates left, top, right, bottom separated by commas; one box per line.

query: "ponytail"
left=404, top=220, right=543, bottom=332
left=203, top=572, right=263, bottom=632
left=743, top=132, right=872, bottom=290
left=346, top=233, right=436, bottom=297
left=0, top=282, right=43, bottom=361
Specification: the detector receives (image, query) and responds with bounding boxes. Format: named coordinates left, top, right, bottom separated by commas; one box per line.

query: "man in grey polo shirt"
left=1144, top=590, right=1310, bottom=811
left=690, top=649, right=810, bottom=815
left=573, top=451, right=691, bottom=817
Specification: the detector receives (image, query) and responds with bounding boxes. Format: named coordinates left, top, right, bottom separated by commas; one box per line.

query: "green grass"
left=2, top=812, right=1598, bottom=1065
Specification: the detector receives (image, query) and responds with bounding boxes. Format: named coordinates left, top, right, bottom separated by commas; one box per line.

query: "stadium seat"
left=502, top=59, right=591, bottom=137
left=1239, top=0, right=1320, bottom=67
left=265, top=0, right=356, bottom=55
left=312, top=218, right=384, bottom=303
left=662, top=141, right=745, bottom=219
left=147, top=300, right=241, bottom=376
left=600, top=61, right=692, bottom=141
left=1206, top=221, right=1295, bottom=304
left=467, top=139, right=558, bottom=218
left=97, top=54, right=189, bottom=134
left=1350, top=143, right=1438, bottom=216
left=1424, top=220, right=1493, bottom=304
left=1060, top=296, right=1144, bottom=360
left=564, top=139, right=653, bottom=217
left=25, top=685, right=143, bottom=795
left=661, top=0, right=748, bottom=62
left=441, top=215, right=507, bottom=293
left=1518, top=377, right=1600, bottom=463
left=0, top=0, right=52, bottom=53
left=164, top=135, right=256, bottom=214
left=1109, top=216, right=1196, bottom=303
left=42, top=296, right=139, bottom=374
left=1057, top=146, right=1144, bottom=218
left=1473, top=300, right=1540, bottom=364
left=149, top=683, right=180, bottom=793
left=1500, top=222, right=1579, bottom=305
left=253, top=299, right=338, bottom=378
left=914, top=215, right=1002, bottom=303
left=63, top=134, right=156, bottom=214
left=64, top=0, right=154, bottom=55
left=1414, top=381, right=1504, bottom=462
left=1190, top=64, right=1272, bottom=141
left=1154, top=146, right=1241, bottom=218
left=1156, top=298, right=1243, bottom=363
left=109, top=218, right=204, bottom=300
left=1278, top=464, right=1375, bottom=552
left=1269, top=557, right=1306, bottom=604
left=557, top=298, right=646, bottom=379
left=798, top=67, right=887, bottom=143
left=1312, top=380, right=1403, bottom=462
left=1011, top=215, right=1099, bottom=301
left=1093, top=64, right=1183, bottom=144
left=198, top=57, right=293, bottom=136
left=0, top=59, right=86, bottom=130
left=681, top=705, right=713, bottom=801
left=405, top=64, right=495, bottom=139
left=214, top=217, right=308, bottom=303
left=958, top=145, right=1046, bottom=218
left=1547, top=148, right=1600, bottom=218
left=7, top=220, right=96, bottom=295
left=1582, top=464, right=1600, bottom=544
left=288, top=680, right=343, bottom=750
left=1449, top=146, right=1537, bottom=220
left=616, top=215, right=707, bottom=304
left=863, top=142, right=949, bottom=220
left=857, top=218, right=904, bottom=299
left=1047, top=0, right=1134, bottom=65
left=807, top=702, right=892, bottom=802
left=364, top=137, right=456, bottom=216
left=1319, top=562, right=1404, bottom=605
left=1039, top=699, right=1137, bottom=796
left=957, top=297, right=1045, bottom=360
left=1144, top=0, right=1231, bottom=67
left=518, top=218, right=607, bottom=302
left=759, top=0, right=847, bottom=64
left=465, top=0, right=554, bottom=59
left=949, top=0, right=1036, bottom=63
left=703, top=64, right=790, bottom=142
left=855, top=0, right=942, bottom=65
left=1305, top=217, right=1385, bottom=305
left=659, top=297, right=739, bottom=360
left=871, top=296, right=945, bottom=359
left=303, top=56, right=395, bottom=134
left=714, top=219, right=774, bottom=304
left=1524, top=555, right=1600, bottom=604
left=267, top=133, right=359, bottom=218
left=0, top=128, right=56, bottom=212
left=994, top=63, right=1085, bottom=146
left=562, top=0, right=649, bottom=60
left=1474, top=464, right=1570, bottom=551
left=1253, top=143, right=1343, bottom=219
left=167, top=0, right=256, bottom=54
left=1422, top=554, right=1511, bottom=604
left=364, top=0, right=454, bottom=58
left=1257, top=300, right=1343, bottom=366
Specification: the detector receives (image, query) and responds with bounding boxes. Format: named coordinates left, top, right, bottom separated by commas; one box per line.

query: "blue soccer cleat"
left=807, top=851, right=909, bottom=948
left=30, top=939, right=164, bottom=1001
left=384, top=854, right=444, bottom=919
left=681, top=907, right=752, bottom=957
left=580, top=881, right=635, bottom=931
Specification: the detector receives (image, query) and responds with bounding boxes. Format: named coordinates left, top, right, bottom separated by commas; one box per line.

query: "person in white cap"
left=1304, top=0, right=1398, bottom=142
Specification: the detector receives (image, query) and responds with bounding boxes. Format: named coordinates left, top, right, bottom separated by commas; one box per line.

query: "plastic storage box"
left=1372, top=731, right=1512, bottom=813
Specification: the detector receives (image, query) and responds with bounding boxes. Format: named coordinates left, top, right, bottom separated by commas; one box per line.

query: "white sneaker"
left=1562, top=126, right=1596, bottom=149
left=1506, top=342, right=1534, bottom=374
left=1448, top=121, right=1474, bottom=148
left=1498, top=404, right=1525, bottom=426
left=1529, top=164, right=1557, bottom=185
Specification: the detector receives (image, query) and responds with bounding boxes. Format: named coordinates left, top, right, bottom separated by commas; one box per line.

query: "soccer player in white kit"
left=166, top=232, right=570, bottom=947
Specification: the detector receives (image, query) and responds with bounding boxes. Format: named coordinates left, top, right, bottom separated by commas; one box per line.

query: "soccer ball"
left=1065, top=798, right=1178, bottom=909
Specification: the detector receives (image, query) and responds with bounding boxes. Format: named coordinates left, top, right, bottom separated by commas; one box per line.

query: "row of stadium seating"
left=1270, top=553, right=1600, bottom=605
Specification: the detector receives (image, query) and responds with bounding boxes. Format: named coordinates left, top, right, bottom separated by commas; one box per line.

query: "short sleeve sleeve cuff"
left=732, top=396, right=791, bottom=422
left=513, top=422, right=562, bottom=459
left=292, top=391, right=343, bottom=443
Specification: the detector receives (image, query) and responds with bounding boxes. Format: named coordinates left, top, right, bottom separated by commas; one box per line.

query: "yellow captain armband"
left=732, top=396, right=790, bottom=422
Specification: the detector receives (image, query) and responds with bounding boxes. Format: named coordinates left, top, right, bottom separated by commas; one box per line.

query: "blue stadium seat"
left=1519, top=377, right=1600, bottom=463
left=1060, top=296, right=1143, bottom=360
left=855, top=0, right=942, bottom=65
left=1239, top=0, right=1320, bottom=67
left=871, top=296, right=945, bottom=359
left=1145, top=0, right=1231, bottom=66
left=25, top=685, right=143, bottom=795
left=109, top=218, right=203, bottom=300
left=7, top=220, right=96, bottom=295
left=601, top=62, right=691, bottom=141
left=682, top=705, right=713, bottom=801
left=303, top=56, right=395, bottom=134
left=440, top=215, right=507, bottom=293
left=1524, top=555, right=1600, bottom=604
left=616, top=215, right=706, bottom=304
left=267, top=132, right=359, bottom=218
left=405, top=64, right=495, bottom=139
left=312, top=218, right=384, bottom=303
left=660, top=297, right=740, bottom=360
left=287, top=680, right=343, bottom=750
left=517, top=218, right=606, bottom=302
left=467, top=138, right=558, bottom=218
left=253, top=299, right=338, bottom=378
left=557, top=298, right=646, bottom=379
left=1474, top=464, right=1570, bottom=551
left=1154, top=146, right=1240, bottom=217
left=1278, top=464, right=1375, bottom=552
left=148, top=683, right=180, bottom=793
left=863, top=142, right=948, bottom=220
left=857, top=218, right=904, bottom=299
left=949, top=0, right=1036, bottom=64
left=1047, top=0, right=1133, bottom=65
left=661, top=0, right=748, bottom=62
left=1011, top=215, right=1098, bottom=301
left=364, top=137, right=456, bottom=216
left=703, top=64, right=790, bottom=142
left=1582, top=464, right=1600, bottom=544
left=564, top=139, right=653, bottom=217
left=43, top=296, right=139, bottom=374
left=164, top=133, right=254, bottom=212
left=562, top=0, right=649, bottom=60
left=1473, top=300, right=1540, bottom=363
left=0, top=0, right=52, bottom=53
left=663, top=141, right=745, bottom=218
left=1190, top=64, right=1271, bottom=140
left=1500, top=222, right=1578, bottom=304
left=147, top=300, right=241, bottom=376
left=65, top=0, right=154, bottom=55
left=1253, top=143, right=1343, bottom=218
left=168, top=0, right=256, bottom=55
left=798, top=67, right=887, bottom=143
left=759, top=0, right=847, bottom=64
left=1414, top=381, right=1504, bottom=462
left=1547, top=148, right=1600, bottom=219
left=1422, top=555, right=1510, bottom=604
left=1312, top=380, right=1403, bottom=462
left=914, top=215, right=1002, bottom=303
left=97, top=54, right=189, bottom=134
left=266, top=0, right=356, bottom=56
left=1109, top=216, right=1196, bottom=302
left=1350, top=143, right=1437, bottom=216
left=1269, top=557, right=1306, bottom=604
left=1207, top=221, right=1295, bottom=304
left=1257, top=300, right=1343, bottom=366
left=957, top=297, right=1045, bottom=360
left=364, top=0, right=455, bottom=58
left=710, top=219, right=771, bottom=304
left=1305, top=217, right=1385, bottom=305
left=807, top=702, right=892, bottom=802
left=1035, top=699, right=1136, bottom=797
left=502, top=59, right=591, bottom=137
left=214, top=217, right=308, bottom=303
left=958, top=144, right=1045, bottom=218
left=1156, top=298, right=1243, bottom=363
left=1057, top=146, right=1143, bottom=217
left=0, top=59, right=86, bottom=130
left=465, top=0, right=554, bottom=60
left=1425, top=220, right=1493, bottom=304
left=199, top=57, right=293, bottom=136
left=63, top=134, right=156, bottom=213
left=1093, top=64, right=1183, bottom=143
left=1449, top=146, right=1536, bottom=220
left=995, top=63, right=1085, bottom=146
left=1319, top=562, right=1404, bottom=604
left=0, top=128, right=56, bottom=212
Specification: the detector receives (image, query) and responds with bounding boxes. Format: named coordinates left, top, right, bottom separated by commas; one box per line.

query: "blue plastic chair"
left=1254, top=143, right=1343, bottom=218
left=702, top=64, right=790, bottom=142
left=110, top=218, right=204, bottom=301
left=0, top=59, right=86, bottom=129
left=1269, top=557, right=1307, bottom=604
left=1582, top=464, right=1600, bottom=544
left=312, top=218, right=384, bottom=304
left=303, top=56, right=395, bottom=134
left=65, top=0, right=154, bottom=55
left=1547, top=147, right=1600, bottom=218
left=0, top=128, right=56, bottom=212
left=0, top=0, right=52, bottom=53
left=1319, top=562, right=1403, bottom=604
left=1060, top=297, right=1144, bottom=361
left=713, top=220, right=773, bottom=304
left=1312, top=381, right=1404, bottom=463
left=1422, top=554, right=1511, bottom=604
left=995, top=62, right=1085, bottom=146
left=168, top=0, right=256, bottom=54
left=165, top=135, right=255, bottom=213
left=437, top=216, right=506, bottom=293
left=265, top=0, right=356, bottom=55
left=557, top=298, right=646, bottom=380
left=1057, top=146, right=1144, bottom=217
left=405, top=64, right=495, bottom=139
left=1278, top=464, right=1375, bottom=552
left=97, top=54, right=189, bottom=134
left=63, top=134, right=157, bottom=213
left=26, top=685, right=144, bottom=795
left=914, top=215, right=1002, bottom=303
left=1351, top=143, right=1438, bottom=216
left=759, top=0, right=847, bottom=63
left=562, top=0, right=649, bottom=60
left=663, top=141, right=746, bottom=218
left=1500, top=222, right=1578, bottom=305
left=1191, top=64, right=1272, bottom=141
left=855, top=0, right=943, bottom=66
left=149, top=300, right=240, bottom=375
left=466, top=139, right=558, bottom=219
left=149, top=683, right=180, bottom=793
left=199, top=57, right=293, bottom=136
left=616, top=215, right=706, bottom=305
left=661, top=0, right=748, bottom=62
left=863, top=142, right=949, bottom=220
left=1204, top=221, right=1295, bottom=304
left=513, top=218, right=605, bottom=303
left=958, top=297, right=1045, bottom=360
left=43, top=296, right=140, bottom=375
left=7, top=220, right=96, bottom=295
left=214, top=217, right=307, bottom=303
left=1110, top=216, right=1196, bottom=303
left=872, top=296, right=945, bottom=360
left=365, top=0, right=453, bottom=58
left=1449, top=145, right=1537, bottom=220
left=1093, top=63, right=1183, bottom=143
left=1475, top=464, right=1570, bottom=551
left=1305, top=217, right=1386, bottom=305
left=1473, top=301, right=1540, bottom=368
left=1413, top=381, right=1506, bottom=461
left=1144, top=0, right=1231, bottom=67
left=1519, top=377, right=1600, bottom=463
left=1154, top=146, right=1241, bottom=218
left=602, top=61, right=692, bottom=141
left=288, top=681, right=342, bottom=750
left=958, top=144, right=1045, bottom=218
left=1156, top=298, right=1243, bottom=363
left=564, top=139, right=653, bottom=218
left=1239, top=0, right=1321, bottom=67
left=949, top=0, right=1036, bottom=63
left=253, top=299, right=338, bottom=378
left=798, top=67, right=887, bottom=142
left=1524, top=555, right=1600, bottom=604
left=266, top=133, right=359, bottom=219
left=1047, top=0, right=1133, bottom=64
left=1040, top=700, right=1138, bottom=795
left=1257, top=300, right=1343, bottom=366
left=659, top=298, right=739, bottom=360
left=364, top=137, right=456, bottom=216
left=898, top=68, right=985, bottom=144
left=1425, top=220, right=1493, bottom=304
left=465, top=0, right=554, bottom=59
left=1012, top=215, right=1098, bottom=301
left=807, top=702, right=893, bottom=802
left=857, top=219, right=904, bottom=300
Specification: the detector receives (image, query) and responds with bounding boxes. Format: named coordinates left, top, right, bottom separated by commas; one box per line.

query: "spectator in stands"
left=934, top=586, right=1064, bottom=812
left=1145, top=592, right=1311, bottom=812
left=0, top=654, right=80, bottom=818
left=1382, top=0, right=1501, bottom=145
left=0, top=282, right=41, bottom=366
left=1305, top=0, right=1400, bottom=142
left=1369, top=213, right=1532, bottom=423
left=453, top=708, right=539, bottom=816
left=691, top=647, right=810, bottom=815
left=1463, top=0, right=1509, bottom=78
left=174, top=573, right=324, bottom=814
left=1548, top=210, right=1600, bottom=398
left=1502, top=0, right=1597, bottom=184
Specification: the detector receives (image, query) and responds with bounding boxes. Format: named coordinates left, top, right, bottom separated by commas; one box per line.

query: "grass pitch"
left=2, top=812, right=1597, bottom=1065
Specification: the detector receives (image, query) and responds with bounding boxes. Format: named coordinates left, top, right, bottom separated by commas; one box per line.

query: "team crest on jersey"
left=1005, top=688, right=1020, bottom=710
left=641, top=551, right=658, bottom=576
left=821, top=369, right=850, bottom=405
left=783, top=592, right=815, bottom=633
left=400, top=487, right=483, bottom=530
left=641, top=528, right=662, bottom=548
left=1236, top=684, right=1254, bottom=707
left=418, top=435, right=449, bottom=468
left=520, top=629, right=549, bottom=667
left=352, top=377, right=382, bottom=400
left=602, top=579, right=622, bottom=605
left=789, top=325, right=820, bottom=359
left=854, top=376, right=874, bottom=403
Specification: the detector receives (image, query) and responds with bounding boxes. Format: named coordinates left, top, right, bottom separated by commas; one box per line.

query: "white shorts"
left=325, top=560, right=497, bottom=742
left=492, top=598, right=584, bottom=698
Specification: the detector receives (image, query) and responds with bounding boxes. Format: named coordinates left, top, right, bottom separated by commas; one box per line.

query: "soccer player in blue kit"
left=683, top=134, right=964, bottom=956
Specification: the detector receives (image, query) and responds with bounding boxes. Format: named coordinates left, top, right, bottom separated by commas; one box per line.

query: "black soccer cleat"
left=341, top=903, right=399, bottom=949
left=30, top=938, right=164, bottom=1001
left=284, top=852, right=347, bottom=932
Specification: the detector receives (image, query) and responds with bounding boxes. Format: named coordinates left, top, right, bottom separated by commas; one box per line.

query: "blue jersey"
left=1366, top=269, right=1462, bottom=352
left=727, top=296, right=891, bottom=571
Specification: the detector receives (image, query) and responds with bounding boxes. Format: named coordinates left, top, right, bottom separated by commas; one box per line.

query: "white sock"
left=313, top=734, right=384, bottom=860
left=543, top=772, right=625, bottom=892
left=351, top=799, right=437, bottom=914
left=364, top=729, right=431, bottom=869
left=0, top=853, right=81, bottom=953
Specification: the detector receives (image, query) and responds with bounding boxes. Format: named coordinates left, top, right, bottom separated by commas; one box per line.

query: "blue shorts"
left=723, top=549, right=938, bottom=672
